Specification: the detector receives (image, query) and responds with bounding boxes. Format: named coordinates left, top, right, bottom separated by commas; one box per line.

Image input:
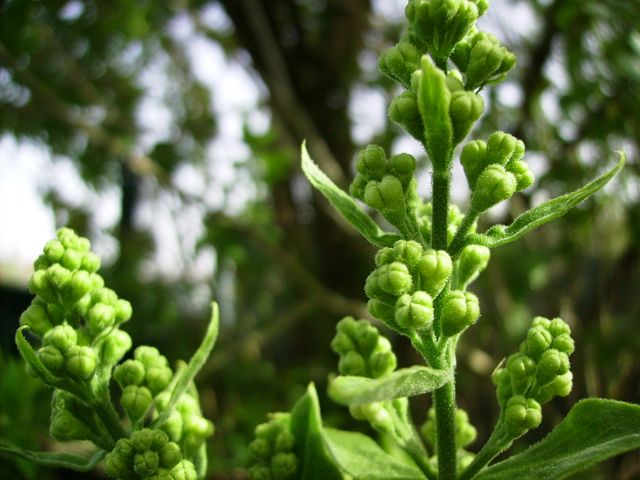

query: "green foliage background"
left=0, top=0, right=638, bottom=478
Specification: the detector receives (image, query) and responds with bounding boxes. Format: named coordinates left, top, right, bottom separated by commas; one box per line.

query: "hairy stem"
left=457, top=421, right=512, bottom=480
left=432, top=169, right=451, bottom=250
left=448, top=210, right=480, bottom=257
left=92, top=397, right=128, bottom=444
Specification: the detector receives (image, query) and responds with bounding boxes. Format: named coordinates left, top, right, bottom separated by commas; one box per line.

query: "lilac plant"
left=247, top=1, right=639, bottom=479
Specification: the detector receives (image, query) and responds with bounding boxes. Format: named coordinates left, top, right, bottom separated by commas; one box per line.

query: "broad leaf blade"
left=476, top=398, right=640, bottom=480
left=289, top=383, right=343, bottom=480
left=323, top=428, right=425, bottom=480
left=301, top=143, right=401, bottom=248
left=0, top=440, right=105, bottom=471
left=328, top=366, right=452, bottom=405
left=152, top=302, right=219, bottom=428
left=462, top=153, right=625, bottom=251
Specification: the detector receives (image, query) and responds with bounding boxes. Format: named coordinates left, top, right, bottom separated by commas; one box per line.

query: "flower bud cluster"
left=461, top=131, right=534, bottom=212
left=154, top=390, right=214, bottom=457
left=349, top=145, right=418, bottom=230
left=37, top=323, right=97, bottom=380
left=405, top=0, right=488, bottom=65
left=330, top=316, right=397, bottom=378
left=365, top=240, right=454, bottom=332
left=493, top=316, right=575, bottom=437
left=114, top=347, right=174, bottom=422
left=104, top=428, right=193, bottom=480
left=421, top=407, right=477, bottom=473
left=248, top=413, right=298, bottom=480
left=451, top=30, right=516, bottom=89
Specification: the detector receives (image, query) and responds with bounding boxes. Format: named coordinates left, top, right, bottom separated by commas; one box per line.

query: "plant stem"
left=432, top=169, right=451, bottom=250
left=92, top=397, right=128, bottom=442
left=448, top=210, right=480, bottom=257
left=457, top=421, right=512, bottom=480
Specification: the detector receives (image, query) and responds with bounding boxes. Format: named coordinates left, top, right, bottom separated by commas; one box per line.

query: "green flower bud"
left=449, top=90, right=484, bottom=144
left=87, top=303, right=116, bottom=334
left=365, top=175, right=405, bottom=214
left=369, top=350, right=397, bottom=378
left=61, top=249, right=82, bottom=271
left=441, top=290, right=480, bottom=337
left=159, top=442, right=182, bottom=469
left=416, top=249, right=452, bottom=297
left=338, top=351, right=366, bottom=376
left=115, top=299, right=133, bottom=324
left=162, top=410, right=184, bottom=442
left=122, top=385, right=153, bottom=421
left=455, top=409, right=477, bottom=448
left=548, top=317, right=571, bottom=337
left=19, top=299, right=52, bottom=337
left=456, top=245, right=490, bottom=289
left=131, top=428, right=155, bottom=452
left=535, top=371, right=573, bottom=404
left=272, top=452, right=298, bottom=479
left=134, top=450, right=160, bottom=477
left=551, top=333, right=575, bottom=356
left=65, top=270, right=91, bottom=302
left=146, top=365, right=173, bottom=394
left=148, top=469, right=173, bottom=480
left=536, top=349, right=570, bottom=385
left=43, top=324, right=77, bottom=353
left=504, top=395, right=542, bottom=437
left=248, top=465, right=272, bottom=480
left=464, top=33, right=516, bottom=89
left=471, top=164, right=517, bottom=212
left=92, top=287, right=118, bottom=305
left=38, top=345, right=65, bottom=374
left=46, top=263, right=72, bottom=290
left=28, top=269, right=51, bottom=299
left=170, top=460, right=197, bottom=480
left=135, top=346, right=168, bottom=369
left=330, top=331, right=355, bottom=355
left=377, top=262, right=412, bottom=296
left=374, top=247, right=395, bottom=267
left=105, top=444, right=134, bottom=479
left=33, top=254, right=50, bottom=271
left=389, top=91, right=424, bottom=141
left=274, top=431, right=296, bottom=452
left=81, top=251, right=101, bottom=273
left=349, top=174, right=368, bottom=200
left=352, top=320, right=379, bottom=356
left=507, top=160, right=534, bottom=191
left=395, top=291, right=434, bottom=330
left=100, top=329, right=132, bottom=365
left=388, top=153, right=417, bottom=187
left=355, top=144, right=387, bottom=180
left=486, top=131, right=518, bottom=166
left=378, top=41, right=420, bottom=87
left=66, top=346, right=97, bottom=379
left=506, top=353, right=536, bottom=394
left=90, top=272, right=105, bottom=290
left=350, top=402, right=393, bottom=432
left=460, top=140, right=488, bottom=189
left=525, top=325, right=553, bottom=361
left=114, top=359, right=146, bottom=386
left=392, top=240, right=423, bottom=267
left=44, top=239, right=65, bottom=263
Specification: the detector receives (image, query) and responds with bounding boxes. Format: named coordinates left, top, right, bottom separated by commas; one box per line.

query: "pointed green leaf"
left=0, top=440, right=105, bottom=471
left=323, top=428, right=425, bottom=480
left=416, top=56, right=453, bottom=171
left=289, top=383, right=343, bottom=480
left=301, top=143, right=402, bottom=248
left=328, top=366, right=453, bottom=405
left=460, top=153, right=625, bottom=252
left=15, top=326, right=58, bottom=385
left=475, top=398, right=640, bottom=480
left=152, top=302, right=219, bottom=429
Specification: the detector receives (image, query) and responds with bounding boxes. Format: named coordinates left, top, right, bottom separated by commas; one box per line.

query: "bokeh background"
left=1, top=0, right=639, bottom=478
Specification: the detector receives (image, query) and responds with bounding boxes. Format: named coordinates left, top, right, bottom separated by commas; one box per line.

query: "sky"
left=0, top=0, right=542, bottom=286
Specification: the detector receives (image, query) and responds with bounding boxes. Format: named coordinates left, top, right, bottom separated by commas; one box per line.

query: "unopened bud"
left=504, top=395, right=541, bottom=437
left=441, top=290, right=480, bottom=336
left=377, top=262, right=412, bottom=296
left=449, top=90, right=484, bottom=144
left=416, top=249, right=452, bottom=297
left=389, top=91, right=424, bottom=141
left=471, top=164, right=517, bottom=212
left=395, top=291, right=434, bottom=329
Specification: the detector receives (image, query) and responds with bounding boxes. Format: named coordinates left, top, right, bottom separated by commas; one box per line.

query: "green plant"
left=0, top=228, right=218, bottom=480
left=247, top=1, right=638, bottom=479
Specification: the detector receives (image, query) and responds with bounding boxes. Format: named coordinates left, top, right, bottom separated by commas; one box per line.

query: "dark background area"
left=0, top=0, right=639, bottom=478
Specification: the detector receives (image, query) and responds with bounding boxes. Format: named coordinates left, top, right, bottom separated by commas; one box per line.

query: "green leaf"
left=416, top=56, right=453, bottom=171
left=323, top=428, right=425, bottom=480
left=461, top=153, right=625, bottom=251
left=328, top=366, right=453, bottom=405
left=0, top=440, right=105, bottom=471
left=289, top=383, right=343, bottom=480
left=152, top=302, right=219, bottom=429
left=301, top=142, right=402, bottom=248
left=475, top=398, right=640, bottom=480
